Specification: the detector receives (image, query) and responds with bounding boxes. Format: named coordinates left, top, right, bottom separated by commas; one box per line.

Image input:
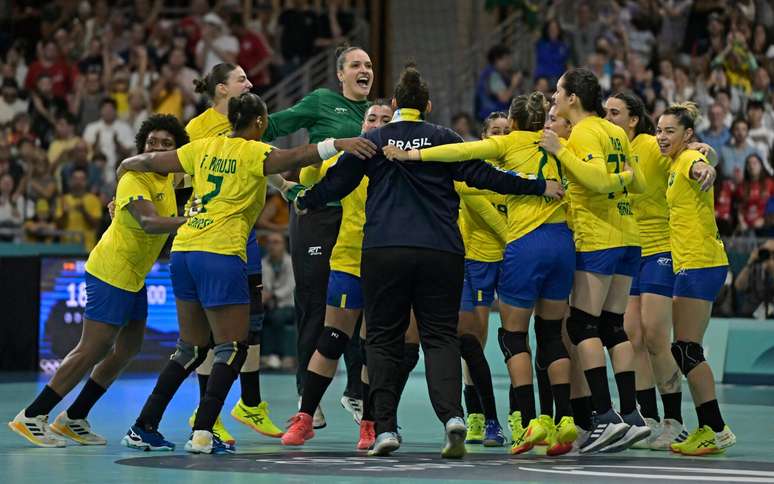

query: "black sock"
left=66, top=378, right=107, bottom=420
left=459, top=335, right=497, bottom=420
left=535, top=355, right=554, bottom=417
left=509, top=386, right=519, bottom=414
left=362, top=382, right=374, bottom=421
left=699, top=400, right=725, bottom=432
left=239, top=370, right=261, bottom=407
left=464, top=384, right=483, bottom=415
left=299, top=370, right=333, bottom=416
left=514, top=384, right=536, bottom=427
left=395, top=343, right=420, bottom=407
left=25, top=385, right=63, bottom=418
left=551, top=383, right=571, bottom=422
left=614, top=371, right=636, bottom=414
left=584, top=366, right=612, bottom=414
left=197, top=373, right=209, bottom=402
left=636, top=387, right=659, bottom=421
left=571, top=396, right=593, bottom=430
left=194, top=362, right=240, bottom=431
left=695, top=405, right=705, bottom=428
left=136, top=360, right=189, bottom=430
left=661, top=392, right=683, bottom=423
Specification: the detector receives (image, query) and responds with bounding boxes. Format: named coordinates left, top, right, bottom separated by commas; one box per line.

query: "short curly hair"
left=135, top=114, right=190, bottom=154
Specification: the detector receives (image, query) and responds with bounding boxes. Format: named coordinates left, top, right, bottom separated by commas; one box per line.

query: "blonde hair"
left=509, top=91, right=548, bottom=131
left=663, top=101, right=700, bottom=130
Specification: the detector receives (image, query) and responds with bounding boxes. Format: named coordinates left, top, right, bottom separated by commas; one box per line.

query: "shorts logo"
left=657, top=257, right=672, bottom=266
left=308, top=246, right=322, bottom=256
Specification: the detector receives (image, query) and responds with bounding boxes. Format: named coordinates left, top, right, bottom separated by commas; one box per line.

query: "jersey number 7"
left=200, top=174, right=223, bottom=213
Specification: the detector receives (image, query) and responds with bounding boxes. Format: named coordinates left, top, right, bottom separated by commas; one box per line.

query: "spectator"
left=179, top=0, right=210, bottom=58
left=0, top=79, right=29, bottom=126
left=71, top=71, right=108, bottom=132
left=313, top=0, right=354, bottom=52
left=715, top=176, right=737, bottom=236
left=451, top=112, right=478, bottom=142
left=0, top=173, right=30, bottom=242
left=474, top=45, right=522, bottom=122
left=3, top=44, right=28, bottom=88
left=659, top=0, right=694, bottom=57
left=78, top=38, right=105, bottom=75
left=277, top=1, right=318, bottom=72
left=747, top=100, right=774, bottom=170
left=195, top=13, right=239, bottom=74
left=24, top=40, right=77, bottom=100
left=24, top=199, right=58, bottom=243
left=534, top=19, right=571, bottom=87
left=7, top=112, right=38, bottom=148
left=29, top=75, right=68, bottom=149
left=257, top=189, right=290, bottom=234
left=54, top=167, right=102, bottom=250
left=47, top=112, right=81, bottom=167
left=699, top=103, right=732, bottom=155
left=712, top=29, right=758, bottom=95
left=750, top=23, right=774, bottom=68
left=126, top=89, right=150, bottom=134
left=261, top=232, right=297, bottom=371
left=750, top=66, right=772, bottom=105
left=58, top=139, right=103, bottom=194
left=626, top=9, right=658, bottom=64
left=82, top=98, right=134, bottom=183
left=26, top=151, right=57, bottom=205
left=228, top=12, right=274, bottom=93
left=567, top=2, right=604, bottom=67
left=719, top=117, right=761, bottom=181
left=734, top=239, right=774, bottom=319
left=736, top=153, right=774, bottom=234
left=151, top=47, right=198, bottom=121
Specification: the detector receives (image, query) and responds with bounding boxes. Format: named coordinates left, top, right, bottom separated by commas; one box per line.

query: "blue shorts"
left=170, top=251, right=249, bottom=308
left=246, top=228, right=261, bottom=275
left=630, top=252, right=675, bottom=297
left=576, top=246, right=641, bottom=277
left=673, top=266, right=728, bottom=301
left=83, top=272, right=147, bottom=326
left=499, top=223, right=575, bottom=309
left=326, top=270, right=363, bottom=309
left=460, top=260, right=500, bottom=312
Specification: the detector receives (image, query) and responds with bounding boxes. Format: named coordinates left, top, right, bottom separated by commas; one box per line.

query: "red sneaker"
left=357, top=420, right=375, bottom=450
left=281, top=413, right=314, bottom=446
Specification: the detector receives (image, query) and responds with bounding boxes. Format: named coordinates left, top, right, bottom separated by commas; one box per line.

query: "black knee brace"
left=459, top=333, right=484, bottom=362
left=598, top=310, right=629, bottom=349
left=534, top=316, right=569, bottom=366
left=170, top=338, right=208, bottom=370
left=212, top=341, right=248, bottom=374
left=316, top=326, right=350, bottom=360
left=671, top=340, right=705, bottom=376
left=498, top=328, right=529, bottom=363
left=566, top=306, right=599, bottom=345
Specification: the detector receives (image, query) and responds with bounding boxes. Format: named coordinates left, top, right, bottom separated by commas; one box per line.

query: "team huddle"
left=8, top=45, right=736, bottom=461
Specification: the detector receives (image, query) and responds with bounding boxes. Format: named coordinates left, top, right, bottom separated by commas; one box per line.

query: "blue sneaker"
left=599, top=408, right=651, bottom=453
left=441, top=417, right=467, bottom=458
left=368, top=431, right=400, bottom=456
left=579, top=409, right=629, bottom=454
left=483, top=419, right=507, bottom=447
left=121, top=424, right=175, bottom=451
left=185, top=430, right=236, bottom=454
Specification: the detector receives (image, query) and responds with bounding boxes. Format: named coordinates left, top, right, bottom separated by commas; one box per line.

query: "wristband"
left=317, top=138, right=338, bottom=160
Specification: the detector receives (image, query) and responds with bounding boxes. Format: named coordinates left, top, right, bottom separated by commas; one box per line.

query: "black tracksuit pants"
left=362, top=246, right=464, bottom=435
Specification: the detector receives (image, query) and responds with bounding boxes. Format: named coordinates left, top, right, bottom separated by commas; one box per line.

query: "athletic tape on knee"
left=598, top=310, right=629, bottom=349
left=170, top=339, right=208, bottom=370
left=212, top=341, right=248, bottom=374
left=497, top=328, right=529, bottom=363
left=316, top=326, right=350, bottom=360
left=671, top=341, right=705, bottom=376
left=534, top=316, right=569, bottom=365
left=566, top=307, right=600, bottom=345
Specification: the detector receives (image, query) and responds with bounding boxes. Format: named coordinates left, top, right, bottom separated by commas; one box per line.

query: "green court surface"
left=2, top=372, right=774, bottom=484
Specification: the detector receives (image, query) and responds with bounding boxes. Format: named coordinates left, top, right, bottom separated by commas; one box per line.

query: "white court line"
left=519, top=467, right=774, bottom=483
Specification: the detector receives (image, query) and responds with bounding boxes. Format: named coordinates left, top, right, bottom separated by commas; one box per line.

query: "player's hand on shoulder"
left=334, top=137, right=377, bottom=159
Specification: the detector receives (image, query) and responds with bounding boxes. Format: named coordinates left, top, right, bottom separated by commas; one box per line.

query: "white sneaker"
left=8, top=410, right=66, bottom=448
left=50, top=411, right=106, bottom=445
left=650, top=418, right=688, bottom=450
left=185, top=430, right=213, bottom=454
left=715, top=425, right=736, bottom=449
left=632, top=417, right=660, bottom=449
left=568, top=426, right=590, bottom=455
left=340, top=396, right=363, bottom=425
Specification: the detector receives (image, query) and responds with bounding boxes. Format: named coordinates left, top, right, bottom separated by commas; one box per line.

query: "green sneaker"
left=465, top=413, right=485, bottom=444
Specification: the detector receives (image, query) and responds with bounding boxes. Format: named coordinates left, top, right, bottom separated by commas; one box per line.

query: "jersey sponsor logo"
left=386, top=137, right=432, bottom=150
left=617, top=200, right=633, bottom=216
left=186, top=216, right=213, bottom=230
left=308, top=246, right=322, bottom=256
left=334, top=107, right=348, bottom=114
left=668, top=172, right=676, bottom=187
left=657, top=257, right=672, bottom=266
left=155, top=192, right=165, bottom=201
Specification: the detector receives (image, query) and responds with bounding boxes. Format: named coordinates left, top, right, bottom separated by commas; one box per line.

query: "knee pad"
left=534, top=316, right=569, bottom=366
left=316, top=326, right=350, bottom=360
left=401, top=342, right=420, bottom=372
left=212, top=341, right=249, bottom=374
left=170, top=339, right=208, bottom=370
left=459, top=333, right=484, bottom=363
left=598, top=310, right=629, bottom=350
left=671, top=341, right=705, bottom=376
left=566, top=306, right=599, bottom=346
left=497, top=328, right=529, bottom=363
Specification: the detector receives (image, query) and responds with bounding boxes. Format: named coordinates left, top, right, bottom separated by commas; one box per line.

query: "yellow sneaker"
left=674, top=425, right=734, bottom=456
left=535, top=415, right=554, bottom=446
left=507, top=411, right=522, bottom=443
left=511, top=417, right=547, bottom=455
left=231, top=399, right=283, bottom=438
left=670, top=426, right=701, bottom=454
left=189, top=409, right=236, bottom=445
left=50, top=411, right=106, bottom=445
left=547, top=416, right=577, bottom=456
left=465, top=413, right=485, bottom=444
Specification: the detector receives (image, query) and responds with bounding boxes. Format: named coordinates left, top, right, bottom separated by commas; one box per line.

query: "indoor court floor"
left=2, top=372, right=774, bottom=484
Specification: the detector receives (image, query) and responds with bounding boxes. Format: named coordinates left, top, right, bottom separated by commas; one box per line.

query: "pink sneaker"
left=357, top=420, right=375, bottom=450
left=281, top=413, right=314, bottom=446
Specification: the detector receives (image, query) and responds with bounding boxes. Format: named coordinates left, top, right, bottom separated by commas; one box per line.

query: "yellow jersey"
left=555, top=116, right=643, bottom=252
left=85, top=172, right=176, bottom=292
left=419, top=131, right=566, bottom=244
left=667, top=149, right=728, bottom=271
left=185, top=107, right=232, bottom=141
left=630, top=134, right=671, bottom=257
left=55, top=193, right=103, bottom=251
left=172, top=136, right=271, bottom=260
left=456, top=180, right=508, bottom=262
